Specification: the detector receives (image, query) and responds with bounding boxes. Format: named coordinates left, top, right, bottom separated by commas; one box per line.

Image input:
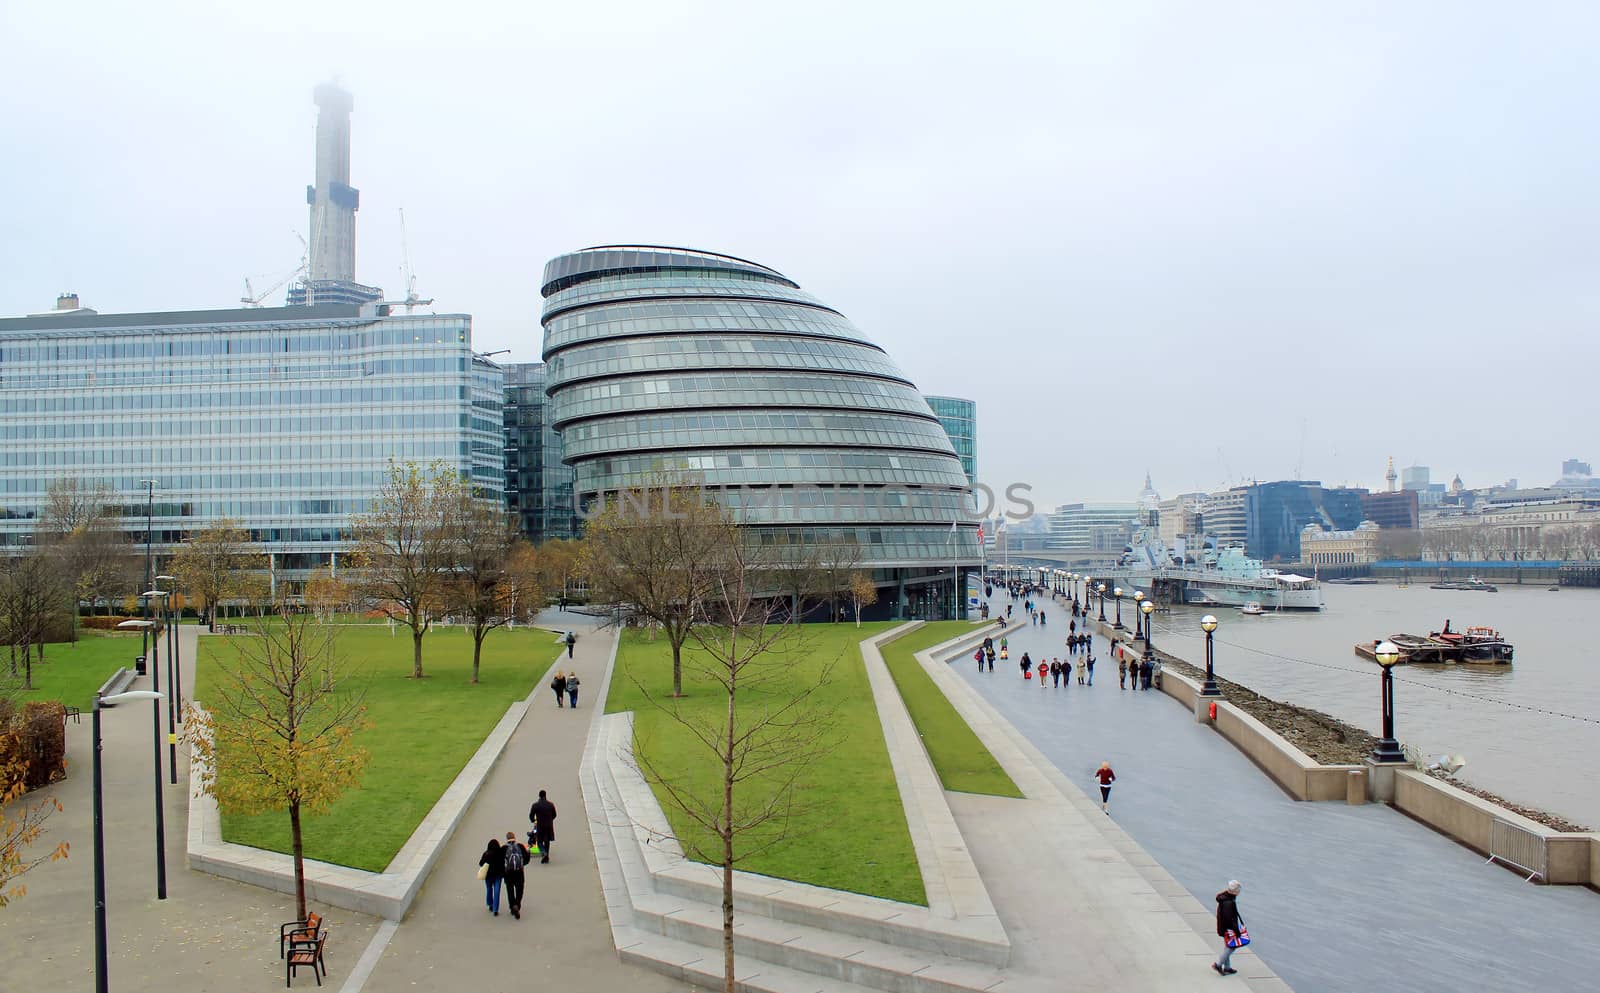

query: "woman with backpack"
left=478, top=837, right=505, bottom=916
left=501, top=831, right=530, bottom=919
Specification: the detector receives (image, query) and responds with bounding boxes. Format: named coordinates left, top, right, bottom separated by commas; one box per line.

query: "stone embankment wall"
left=1094, top=616, right=1600, bottom=888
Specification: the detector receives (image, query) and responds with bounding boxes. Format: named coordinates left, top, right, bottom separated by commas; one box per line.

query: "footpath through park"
left=962, top=592, right=1600, bottom=993
left=355, top=608, right=682, bottom=993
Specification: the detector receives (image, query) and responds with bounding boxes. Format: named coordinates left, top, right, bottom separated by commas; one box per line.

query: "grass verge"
left=605, top=622, right=927, bottom=906
left=5, top=633, right=145, bottom=709
left=879, top=622, right=1023, bottom=798
left=195, top=624, right=558, bottom=871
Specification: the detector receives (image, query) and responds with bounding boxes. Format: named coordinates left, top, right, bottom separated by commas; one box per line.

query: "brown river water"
left=1143, top=582, right=1600, bottom=829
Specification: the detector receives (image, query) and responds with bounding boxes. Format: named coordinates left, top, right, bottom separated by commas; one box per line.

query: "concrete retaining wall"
left=1154, top=666, right=1364, bottom=802
left=1394, top=769, right=1600, bottom=886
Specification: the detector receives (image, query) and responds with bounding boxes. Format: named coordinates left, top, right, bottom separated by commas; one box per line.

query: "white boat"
left=1107, top=533, right=1326, bottom=611
left=1240, top=601, right=1265, bottom=616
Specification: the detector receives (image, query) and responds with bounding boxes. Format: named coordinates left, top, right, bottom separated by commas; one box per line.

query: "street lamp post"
left=1200, top=614, right=1222, bottom=697
left=1097, top=583, right=1107, bottom=622
left=94, top=689, right=162, bottom=993
left=115, top=617, right=167, bottom=899
left=144, top=590, right=177, bottom=782
left=139, top=480, right=157, bottom=660
left=1141, top=599, right=1156, bottom=661
left=1113, top=587, right=1124, bottom=630
left=156, top=575, right=182, bottom=724
left=1132, top=590, right=1145, bottom=639
left=1370, top=641, right=1407, bottom=763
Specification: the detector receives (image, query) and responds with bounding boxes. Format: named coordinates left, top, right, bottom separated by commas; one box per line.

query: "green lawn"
left=5, top=632, right=146, bottom=709
left=606, top=623, right=927, bottom=906
left=195, top=624, right=559, bottom=871
left=879, top=622, right=1022, bottom=798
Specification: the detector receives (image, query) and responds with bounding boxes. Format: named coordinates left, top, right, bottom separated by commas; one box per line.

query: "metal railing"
left=1486, top=818, right=1546, bottom=882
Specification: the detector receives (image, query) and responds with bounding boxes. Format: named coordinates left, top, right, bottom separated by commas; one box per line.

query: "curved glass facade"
left=542, top=246, right=979, bottom=617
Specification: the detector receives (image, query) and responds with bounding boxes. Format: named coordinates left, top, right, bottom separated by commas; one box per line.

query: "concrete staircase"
left=581, top=711, right=1040, bottom=993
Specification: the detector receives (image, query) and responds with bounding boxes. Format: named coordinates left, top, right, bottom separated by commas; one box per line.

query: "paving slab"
left=958, top=590, right=1600, bottom=993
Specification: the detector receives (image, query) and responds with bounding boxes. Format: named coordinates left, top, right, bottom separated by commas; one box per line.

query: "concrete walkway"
left=356, top=609, right=685, bottom=993
left=959, top=591, right=1600, bottom=993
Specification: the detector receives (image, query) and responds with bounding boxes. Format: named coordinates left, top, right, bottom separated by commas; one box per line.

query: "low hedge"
left=0, top=699, right=68, bottom=792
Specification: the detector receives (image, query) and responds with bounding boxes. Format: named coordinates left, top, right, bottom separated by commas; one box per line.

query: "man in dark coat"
left=529, top=789, right=558, bottom=864
left=1213, top=880, right=1244, bottom=975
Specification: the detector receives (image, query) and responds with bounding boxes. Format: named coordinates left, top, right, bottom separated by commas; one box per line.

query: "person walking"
left=529, top=789, right=558, bottom=864
left=1050, top=659, right=1061, bottom=687
left=1141, top=657, right=1154, bottom=691
left=558, top=593, right=567, bottom=612
left=1039, top=610, right=1046, bottom=628
left=1086, top=652, right=1096, bottom=686
left=478, top=837, right=505, bottom=915
left=550, top=670, right=567, bottom=708
left=1118, top=651, right=1128, bottom=690
left=502, top=831, right=529, bottom=919
left=975, top=647, right=985, bottom=671
left=566, top=670, right=581, bottom=708
left=1213, top=881, right=1246, bottom=976
left=1093, top=761, right=1116, bottom=813
left=1020, top=652, right=1033, bottom=680
left=564, top=630, right=576, bottom=659
left=1076, top=654, right=1087, bottom=685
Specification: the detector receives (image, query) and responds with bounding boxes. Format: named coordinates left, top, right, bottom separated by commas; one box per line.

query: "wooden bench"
left=285, top=931, right=328, bottom=987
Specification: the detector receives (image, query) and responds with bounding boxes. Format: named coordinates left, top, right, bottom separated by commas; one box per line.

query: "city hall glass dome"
left=540, top=245, right=980, bottom=617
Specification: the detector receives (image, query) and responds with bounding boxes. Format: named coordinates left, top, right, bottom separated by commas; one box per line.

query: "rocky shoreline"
left=1154, top=653, right=1592, bottom=834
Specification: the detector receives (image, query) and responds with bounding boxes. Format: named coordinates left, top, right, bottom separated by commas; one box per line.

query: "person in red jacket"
left=1092, top=761, right=1116, bottom=813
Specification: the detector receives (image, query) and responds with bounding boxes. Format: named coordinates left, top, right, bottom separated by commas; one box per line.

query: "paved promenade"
left=358, top=610, right=682, bottom=992
left=960, top=592, right=1600, bottom=993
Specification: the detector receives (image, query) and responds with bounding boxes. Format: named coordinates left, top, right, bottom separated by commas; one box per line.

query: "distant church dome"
left=1450, top=474, right=1464, bottom=494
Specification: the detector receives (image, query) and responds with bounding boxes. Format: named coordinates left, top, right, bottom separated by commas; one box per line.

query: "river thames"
left=1145, top=582, right=1600, bottom=829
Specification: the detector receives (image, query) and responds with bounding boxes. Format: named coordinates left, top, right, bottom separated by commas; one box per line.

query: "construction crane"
left=395, top=208, right=433, bottom=313
left=241, top=234, right=310, bottom=307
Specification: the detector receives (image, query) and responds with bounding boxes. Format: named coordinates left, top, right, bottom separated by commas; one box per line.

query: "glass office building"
left=503, top=362, right=577, bottom=542
left=0, top=302, right=503, bottom=585
left=925, top=395, right=976, bottom=484
left=1244, top=481, right=1366, bottom=562
left=540, top=245, right=980, bottom=619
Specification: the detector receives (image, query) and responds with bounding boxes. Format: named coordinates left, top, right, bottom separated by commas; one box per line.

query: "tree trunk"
left=23, top=641, right=33, bottom=691
left=722, top=676, right=737, bottom=993
left=411, top=627, right=425, bottom=679
left=671, top=639, right=684, bottom=697
left=289, top=799, right=308, bottom=921
left=471, top=630, right=484, bottom=684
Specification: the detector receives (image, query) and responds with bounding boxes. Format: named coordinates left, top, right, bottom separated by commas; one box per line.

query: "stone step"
left=613, top=924, right=886, bottom=993
left=591, top=713, right=1009, bottom=967
left=630, top=891, right=1029, bottom=993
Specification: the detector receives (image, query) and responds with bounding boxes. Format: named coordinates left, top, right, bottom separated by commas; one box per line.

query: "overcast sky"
left=3, top=1, right=1596, bottom=509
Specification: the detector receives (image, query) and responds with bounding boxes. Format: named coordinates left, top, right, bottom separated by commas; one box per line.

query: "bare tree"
left=349, top=461, right=463, bottom=679
left=583, top=483, right=736, bottom=696
left=445, top=497, right=518, bottom=683
left=0, top=553, right=69, bottom=689
left=629, top=531, right=839, bottom=993
left=501, top=540, right=547, bottom=628
left=38, top=478, right=131, bottom=622
left=170, top=518, right=268, bottom=631
left=186, top=604, right=370, bottom=921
